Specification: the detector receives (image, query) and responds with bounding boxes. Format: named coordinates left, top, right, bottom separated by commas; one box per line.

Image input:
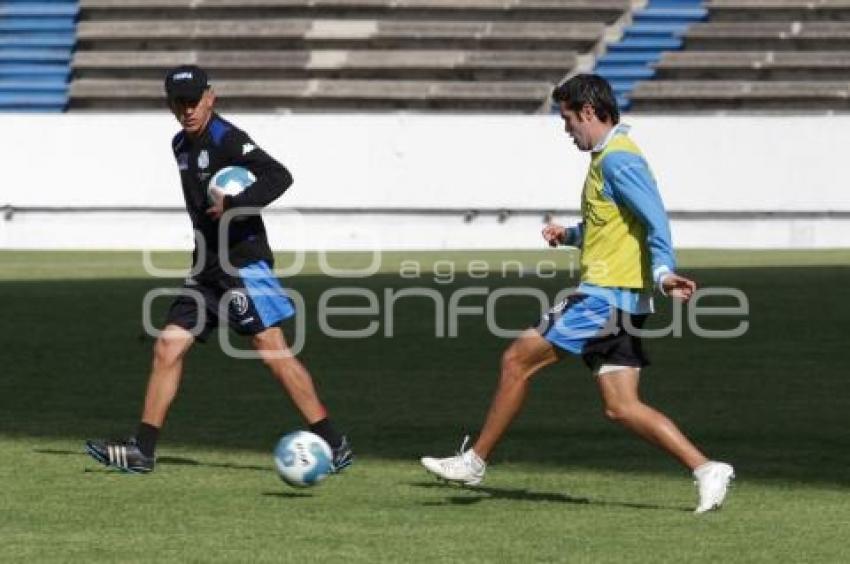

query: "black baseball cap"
left=164, top=65, right=210, bottom=101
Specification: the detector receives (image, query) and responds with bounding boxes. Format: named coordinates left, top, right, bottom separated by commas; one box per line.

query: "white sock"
left=693, top=461, right=714, bottom=479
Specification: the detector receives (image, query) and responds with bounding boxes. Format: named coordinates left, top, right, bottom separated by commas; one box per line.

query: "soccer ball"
left=273, top=431, right=334, bottom=488
left=207, top=165, right=255, bottom=205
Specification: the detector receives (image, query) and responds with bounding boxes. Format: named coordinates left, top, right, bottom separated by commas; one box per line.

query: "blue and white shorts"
left=165, top=261, right=295, bottom=341
left=536, top=293, right=650, bottom=371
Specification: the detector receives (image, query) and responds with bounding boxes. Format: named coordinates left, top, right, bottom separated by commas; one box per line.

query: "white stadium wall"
left=1, top=113, right=848, bottom=250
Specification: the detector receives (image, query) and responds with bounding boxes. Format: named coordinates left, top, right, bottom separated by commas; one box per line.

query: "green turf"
left=1, top=250, right=849, bottom=563
left=1, top=248, right=848, bottom=280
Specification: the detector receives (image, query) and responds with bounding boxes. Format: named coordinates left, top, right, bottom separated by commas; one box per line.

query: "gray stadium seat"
left=624, top=1, right=850, bottom=110
left=73, top=49, right=579, bottom=80
left=685, top=21, right=850, bottom=50
left=70, top=77, right=554, bottom=111
left=78, top=0, right=629, bottom=24
left=76, top=19, right=603, bottom=50
left=70, top=0, right=621, bottom=111
left=707, top=0, right=850, bottom=22
left=654, top=50, right=850, bottom=80
left=630, top=79, right=850, bottom=110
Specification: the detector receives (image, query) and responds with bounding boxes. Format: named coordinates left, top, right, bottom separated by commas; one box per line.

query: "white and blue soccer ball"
left=273, top=431, right=334, bottom=488
left=207, top=165, right=255, bottom=205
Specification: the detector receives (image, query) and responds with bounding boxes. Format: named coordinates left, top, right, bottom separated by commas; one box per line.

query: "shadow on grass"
left=34, top=449, right=268, bottom=472
left=412, top=481, right=690, bottom=512
left=5, top=266, right=850, bottom=487
left=262, top=491, right=314, bottom=499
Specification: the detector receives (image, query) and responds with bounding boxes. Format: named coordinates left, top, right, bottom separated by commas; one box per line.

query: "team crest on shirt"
left=229, top=291, right=250, bottom=316
left=198, top=150, right=209, bottom=169
left=177, top=152, right=189, bottom=170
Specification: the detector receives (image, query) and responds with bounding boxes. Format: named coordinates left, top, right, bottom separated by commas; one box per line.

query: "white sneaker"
left=693, top=461, right=735, bottom=514
left=420, top=436, right=486, bottom=486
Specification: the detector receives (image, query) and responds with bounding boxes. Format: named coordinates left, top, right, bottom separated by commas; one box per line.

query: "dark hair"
left=552, top=74, right=619, bottom=124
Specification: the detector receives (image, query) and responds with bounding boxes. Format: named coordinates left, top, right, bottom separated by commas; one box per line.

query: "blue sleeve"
left=601, top=151, right=676, bottom=285
left=564, top=222, right=584, bottom=247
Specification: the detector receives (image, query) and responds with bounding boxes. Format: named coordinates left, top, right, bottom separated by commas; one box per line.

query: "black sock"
left=309, top=418, right=342, bottom=450
left=136, top=422, right=160, bottom=458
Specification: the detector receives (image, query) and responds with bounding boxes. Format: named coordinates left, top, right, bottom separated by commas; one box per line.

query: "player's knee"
left=603, top=401, right=638, bottom=423
left=252, top=327, right=285, bottom=349
left=252, top=331, right=273, bottom=351
left=257, top=349, right=281, bottom=370
left=252, top=330, right=291, bottom=367
left=153, top=332, right=190, bottom=366
left=500, top=347, right=529, bottom=383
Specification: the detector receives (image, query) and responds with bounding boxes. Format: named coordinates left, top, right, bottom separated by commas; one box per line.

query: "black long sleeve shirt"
left=171, top=113, right=293, bottom=280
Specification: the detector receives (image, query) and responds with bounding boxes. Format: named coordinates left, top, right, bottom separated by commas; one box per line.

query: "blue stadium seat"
left=607, top=79, right=640, bottom=93
left=0, top=48, right=73, bottom=63
left=639, top=8, right=707, bottom=22
left=0, top=92, right=69, bottom=110
left=0, top=34, right=77, bottom=48
left=595, top=66, right=655, bottom=80
left=0, top=19, right=77, bottom=31
left=0, top=0, right=77, bottom=111
left=593, top=0, right=706, bottom=110
left=596, top=52, right=664, bottom=65
left=609, top=37, right=683, bottom=52
left=626, top=23, right=693, bottom=36
left=650, top=0, right=703, bottom=7
left=0, top=64, right=69, bottom=78
left=0, top=4, right=78, bottom=17
left=0, top=78, right=68, bottom=92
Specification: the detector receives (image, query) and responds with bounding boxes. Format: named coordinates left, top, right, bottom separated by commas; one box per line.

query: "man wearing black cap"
left=85, top=65, right=353, bottom=474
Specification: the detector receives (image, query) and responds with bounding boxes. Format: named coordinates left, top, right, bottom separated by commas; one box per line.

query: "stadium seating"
left=14, top=0, right=850, bottom=112
left=708, top=0, right=850, bottom=22
left=69, top=0, right=630, bottom=111
left=0, top=0, right=78, bottom=112
left=594, top=0, right=707, bottom=109
left=629, top=0, right=850, bottom=110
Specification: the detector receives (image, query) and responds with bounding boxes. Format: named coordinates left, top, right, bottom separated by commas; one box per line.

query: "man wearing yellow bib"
left=421, top=75, right=734, bottom=514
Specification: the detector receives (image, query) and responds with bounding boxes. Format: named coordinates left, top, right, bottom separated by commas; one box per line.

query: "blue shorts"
left=536, top=293, right=650, bottom=371
left=165, top=261, right=296, bottom=341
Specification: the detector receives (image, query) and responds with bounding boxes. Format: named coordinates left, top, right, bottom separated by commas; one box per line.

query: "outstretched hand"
left=661, top=273, right=697, bottom=301
left=542, top=223, right=566, bottom=247
left=206, top=187, right=225, bottom=220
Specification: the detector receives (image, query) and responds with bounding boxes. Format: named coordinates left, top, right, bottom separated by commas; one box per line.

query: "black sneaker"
left=85, top=437, right=155, bottom=474
left=331, top=435, right=353, bottom=473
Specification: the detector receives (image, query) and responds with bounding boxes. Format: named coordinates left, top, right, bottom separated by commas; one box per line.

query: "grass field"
left=1, top=249, right=849, bottom=563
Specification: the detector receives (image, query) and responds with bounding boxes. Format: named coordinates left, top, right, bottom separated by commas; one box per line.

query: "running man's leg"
left=252, top=326, right=353, bottom=471
left=420, top=329, right=560, bottom=485
left=596, top=366, right=735, bottom=512
left=252, top=326, right=326, bottom=424
left=227, top=261, right=352, bottom=470
left=473, top=329, right=560, bottom=460
left=421, top=294, right=603, bottom=484
left=141, top=324, right=195, bottom=427
left=227, top=261, right=327, bottom=422
left=595, top=366, right=707, bottom=470
left=468, top=294, right=612, bottom=460
left=84, top=324, right=194, bottom=473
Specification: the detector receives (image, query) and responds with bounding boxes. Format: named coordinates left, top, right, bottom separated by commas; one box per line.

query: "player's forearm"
left=227, top=163, right=293, bottom=209
left=642, top=217, right=676, bottom=278
left=643, top=222, right=677, bottom=291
